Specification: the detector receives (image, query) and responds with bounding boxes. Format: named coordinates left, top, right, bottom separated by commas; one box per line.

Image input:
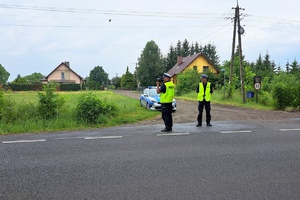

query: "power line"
left=186, top=10, right=232, bottom=40
left=0, top=3, right=227, bottom=19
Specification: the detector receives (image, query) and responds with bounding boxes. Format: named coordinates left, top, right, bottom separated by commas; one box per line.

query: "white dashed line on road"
left=84, top=136, right=123, bottom=140
left=157, top=133, right=190, bottom=136
left=221, top=130, right=252, bottom=134
left=3, top=139, right=46, bottom=144
left=280, top=128, right=300, bottom=132
left=54, top=137, right=85, bottom=140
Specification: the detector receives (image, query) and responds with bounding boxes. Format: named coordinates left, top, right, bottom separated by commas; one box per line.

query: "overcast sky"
left=1, top=0, right=299, bottom=82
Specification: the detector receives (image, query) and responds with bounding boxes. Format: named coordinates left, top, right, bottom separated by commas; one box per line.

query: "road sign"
left=254, top=76, right=262, bottom=84
left=254, top=83, right=261, bottom=90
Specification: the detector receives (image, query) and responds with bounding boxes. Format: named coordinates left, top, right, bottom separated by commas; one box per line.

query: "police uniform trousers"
left=197, top=100, right=211, bottom=125
left=161, top=102, right=173, bottom=130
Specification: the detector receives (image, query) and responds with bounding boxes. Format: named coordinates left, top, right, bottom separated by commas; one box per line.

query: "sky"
left=1, top=0, right=299, bottom=82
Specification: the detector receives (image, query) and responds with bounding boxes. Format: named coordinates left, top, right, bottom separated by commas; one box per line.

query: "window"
left=203, top=66, right=209, bottom=73
left=61, top=72, right=65, bottom=80
left=193, top=66, right=198, bottom=71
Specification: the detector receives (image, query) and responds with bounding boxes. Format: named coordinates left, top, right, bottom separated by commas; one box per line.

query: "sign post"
left=254, top=76, right=262, bottom=103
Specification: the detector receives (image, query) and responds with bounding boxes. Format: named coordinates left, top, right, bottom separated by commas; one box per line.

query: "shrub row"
left=2, top=83, right=83, bottom=91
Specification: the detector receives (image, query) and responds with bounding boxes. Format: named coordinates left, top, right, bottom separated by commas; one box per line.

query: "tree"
left=194, top=42, right=200, bottom=53
left=0, top=64, right=10, bottom=84
left=111, top=76, right=121, bottom=88
left=263, top=52, right=271, bottom=72
left=164, top=45, right=177, bottom=72
left=254, top=53, right=263, bottom=73
left=181, top=39, right=190, bottom=57
left=137, top=40, right=164, bottom=86
left=201, top=43, right=220, bottom=67
left=261, top=52, right=275, bottom=79
left=12, top=74, right=27, bottom=84
left=275, top=64, right=282, bottom=75
left=286, top=61, right=290, bottom=74
left=24, top=72, right=45, bottom=83
left=190, top=43, right=195, bottom=55
left=121, top=67, right=136, bottom=89
left=271, top=61, right=276, bottom=74
left=175, top=40, right=182, bottom=56
left=88, top=66, right=108, bottom=89
left=290, top=59, right=299, bottom=74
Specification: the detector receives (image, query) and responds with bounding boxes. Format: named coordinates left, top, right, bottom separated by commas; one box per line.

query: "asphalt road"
left=1, top=120, right=300, bottom=200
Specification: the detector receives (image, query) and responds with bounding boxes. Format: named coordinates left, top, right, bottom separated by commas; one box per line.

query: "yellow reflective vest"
left=160, top=81, right=175, bottom=103
left=197, top=82, right=211, bottom=101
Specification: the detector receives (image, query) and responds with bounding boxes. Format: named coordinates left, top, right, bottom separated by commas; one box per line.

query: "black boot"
left=196, top=123, right=202, bottom=127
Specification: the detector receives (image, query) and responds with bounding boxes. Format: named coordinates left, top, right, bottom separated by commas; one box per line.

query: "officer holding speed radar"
left=196, top=74, right=213, bottom=127
left=156, top=73, right=175, bottom=132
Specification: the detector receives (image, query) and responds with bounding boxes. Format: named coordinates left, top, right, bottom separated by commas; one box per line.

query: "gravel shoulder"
left=114, top=90, right=300, bottom=125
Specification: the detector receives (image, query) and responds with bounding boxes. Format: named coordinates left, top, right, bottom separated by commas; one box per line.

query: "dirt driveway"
left=114, top=90, right=300, bottom=125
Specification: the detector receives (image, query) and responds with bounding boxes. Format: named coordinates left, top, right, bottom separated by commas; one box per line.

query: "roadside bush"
left=272, top=73, right=300, bottom=110
left=291, top=85, right=300, bottom=110
left=257, top=90, right=272, bottom=106
left=272, top=83, right=291, bottom=110
left=75, top=93, right=117, bottom=124
left=0, top=89, right=16, bottom=123
left=176, top=69, right=199, bottom=95
left=38, top=83, right=65, bottom=119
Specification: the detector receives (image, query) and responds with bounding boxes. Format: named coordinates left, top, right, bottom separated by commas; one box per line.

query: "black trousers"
left=197, top=100, right=211, bottom=125
left=161, top=103, right=173, bottom=130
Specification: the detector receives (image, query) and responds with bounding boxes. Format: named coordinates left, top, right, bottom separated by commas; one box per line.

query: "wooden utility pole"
left=230, top=0, right=245, bottom=103
left=229, top=5, right=238, bottom=85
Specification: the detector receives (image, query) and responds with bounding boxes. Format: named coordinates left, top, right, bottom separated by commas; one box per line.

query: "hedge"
left=2, top=83, right=82, bottom=91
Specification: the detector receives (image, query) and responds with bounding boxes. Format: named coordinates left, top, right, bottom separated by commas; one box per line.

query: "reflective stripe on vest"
left=197, top=82, right=211, bottom=101
left=160, top=81, right=175, bottom=103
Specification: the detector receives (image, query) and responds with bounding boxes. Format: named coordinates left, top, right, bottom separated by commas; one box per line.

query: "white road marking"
left=54, top=137, right=84, bottom=140
left=280, top=128, right=300, bottom=132
left=3, top=139, right=46, bottom=144
left=221, top=130, right=252, bottom=134
left=157, top=133, right=190, bottom=136
left=84, top=136, right=123, bottom=140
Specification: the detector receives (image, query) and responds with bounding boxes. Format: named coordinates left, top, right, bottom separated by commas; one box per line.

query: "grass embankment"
left=176, top=90, right=274, bottom=110
left=0, top=91, right=159, bottom=135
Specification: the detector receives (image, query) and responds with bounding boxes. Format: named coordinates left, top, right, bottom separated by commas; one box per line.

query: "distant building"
left=167, top=53, right=219, bottom=84
left=42, top=62, right=84, bottom=85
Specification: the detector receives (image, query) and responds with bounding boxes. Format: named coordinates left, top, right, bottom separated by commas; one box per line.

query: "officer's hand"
left=156, top=81, right=160, bottom=86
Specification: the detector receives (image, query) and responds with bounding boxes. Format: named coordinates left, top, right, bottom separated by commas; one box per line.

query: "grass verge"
left=176, top=90, right=274, bottom=110
left=0, top=91, right=160, bottom=135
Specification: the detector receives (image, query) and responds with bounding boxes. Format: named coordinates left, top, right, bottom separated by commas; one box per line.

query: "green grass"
left=0, top=91, right=160, bottom=135
left=176, top=90, right=274, bottom=110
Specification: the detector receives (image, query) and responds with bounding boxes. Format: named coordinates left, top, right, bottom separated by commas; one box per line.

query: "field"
left=0, top=90, right=159, bottom=135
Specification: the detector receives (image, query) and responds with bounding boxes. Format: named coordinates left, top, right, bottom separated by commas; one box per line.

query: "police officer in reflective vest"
left=196, top=74, right=213, bottom=127
left=156, top=73, right=175, bottom=132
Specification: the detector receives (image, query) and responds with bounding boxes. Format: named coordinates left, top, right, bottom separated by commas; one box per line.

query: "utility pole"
left=230, top=0, right=246, bottom=103
left=229, top=4, right=238, bottom=85
left=132, top=62, right=139, bottom=89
